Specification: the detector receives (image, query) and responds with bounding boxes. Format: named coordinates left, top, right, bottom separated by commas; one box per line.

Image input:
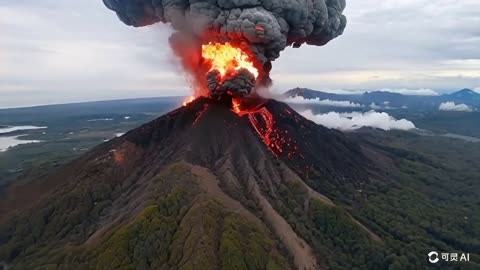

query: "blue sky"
left=1, top=0, right=479, bottom=108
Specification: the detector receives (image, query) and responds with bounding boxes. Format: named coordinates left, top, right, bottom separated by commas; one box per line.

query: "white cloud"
left=273, top=0, right=480, bottom=94
left=301, top=110, right=416, bottom=131
left=283, top=96, right=362, bottom=107
left=474, top=87, right=480, bottom=93
left=369, top=103, right=382, bottom=110
left=438, top=102, right=473, bottom=112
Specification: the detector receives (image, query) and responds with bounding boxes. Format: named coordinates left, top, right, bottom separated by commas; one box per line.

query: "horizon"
left=0, top=87, right=477, bottom=110
left=1, top=0, right=479, bottom=108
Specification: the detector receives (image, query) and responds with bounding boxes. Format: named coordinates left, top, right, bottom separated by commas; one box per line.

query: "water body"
left=87, top=118, right=113, bottom=122
left=414, top=129, right=480, bottom=143
left=0, top=125, right=47, bottom=134
left=442, top=133, right=480, bottom=143
left=0, top=135, right=42, bottom=152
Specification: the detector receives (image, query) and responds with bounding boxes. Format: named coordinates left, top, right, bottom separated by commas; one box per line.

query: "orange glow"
left=202, top=42, right=259, bottom=78
left=232, top=98, right=242, bottom=114
left=183, top=96, right=196, bottom=106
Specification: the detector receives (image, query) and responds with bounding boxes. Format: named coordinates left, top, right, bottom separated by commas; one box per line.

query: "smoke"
left=284, top=96, right=362, bottom=107
left=301, top=110, right=416, bottom=131
left=103, top=0, right=347, bottom=95
left=438, top=102, right=473, bottom=112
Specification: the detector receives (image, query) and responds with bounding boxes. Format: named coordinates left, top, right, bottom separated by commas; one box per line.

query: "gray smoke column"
left=103, top=0, right=347, bottom=97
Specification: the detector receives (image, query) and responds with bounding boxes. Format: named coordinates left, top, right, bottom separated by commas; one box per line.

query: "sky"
left=1, top=0, right=480, bottom=108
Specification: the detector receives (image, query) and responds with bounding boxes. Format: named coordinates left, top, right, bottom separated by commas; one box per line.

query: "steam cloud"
left=103, top=0, right=347, bottom=95
left=301, top=110, right=416, bottom=131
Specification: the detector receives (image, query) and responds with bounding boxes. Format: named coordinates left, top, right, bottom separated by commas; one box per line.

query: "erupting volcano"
left=103, top=0, right=347, bottom=100
left=0, top=2, right=381, bottom=270
left=0, top=96, right=381, bottom=270
left=184, top=42, right=260, bottom=104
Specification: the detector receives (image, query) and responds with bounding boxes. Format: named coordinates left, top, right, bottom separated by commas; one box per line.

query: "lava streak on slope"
left=231, top=98, right=303, bottom=159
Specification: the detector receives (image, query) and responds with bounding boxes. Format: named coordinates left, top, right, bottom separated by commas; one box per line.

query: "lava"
left=232, top=98, right=242, bottom=114
left=193, top=104, right=210, bottom=126
left=231, top=99, right=303, bottom=159
left=202, top=42, right=259, bottom=79
left=183, top=96, right=196, bottom=106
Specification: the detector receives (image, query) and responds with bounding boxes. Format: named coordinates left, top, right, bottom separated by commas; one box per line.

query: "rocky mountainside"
left=0, top=97, right=384, bottom=270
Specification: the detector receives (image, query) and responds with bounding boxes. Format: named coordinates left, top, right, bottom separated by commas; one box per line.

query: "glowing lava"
left=183, top=96, right=196, bottom=106
left=202, top=42, right=259, bottom=79
left=232, top=98, right=242, bottom=114
left=231, top=99, right=303, bottom=159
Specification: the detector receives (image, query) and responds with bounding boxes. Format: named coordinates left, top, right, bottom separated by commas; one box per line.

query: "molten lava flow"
left=232, top=100, right=303, bottom=159
left=193, top=104, right=209, bottom=126
left=232, top=98, right=242, bottom=114
left=202, top=42, right=259, bottom=79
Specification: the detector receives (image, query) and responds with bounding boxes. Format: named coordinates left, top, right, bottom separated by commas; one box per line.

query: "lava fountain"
left=183, top=42, right=259, bottom=105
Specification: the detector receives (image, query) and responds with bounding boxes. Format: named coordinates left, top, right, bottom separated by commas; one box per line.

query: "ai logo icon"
left=428, top=251, right=440, bottom=264
left=428, top=251, right=470, bottom=264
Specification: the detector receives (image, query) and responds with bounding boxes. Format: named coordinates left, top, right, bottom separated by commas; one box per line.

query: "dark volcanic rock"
left=0, top=97, right=380, bottom=270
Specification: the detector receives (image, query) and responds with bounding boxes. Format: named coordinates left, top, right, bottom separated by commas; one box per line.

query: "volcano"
left=0, top=98, right=383, bottom=270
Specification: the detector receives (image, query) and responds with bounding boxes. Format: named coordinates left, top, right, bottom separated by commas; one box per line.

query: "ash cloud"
left=103, top=0, right=347, bottom=94
left=301, top=110, right=416, bottom=131
left=103, top=0, right=346, bottom=63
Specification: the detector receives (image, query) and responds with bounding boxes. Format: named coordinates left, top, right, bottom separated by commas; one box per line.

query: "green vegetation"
left=414, top=112, right=480, bottom=137
left=0, top=163, right=289, bottom=270
left=271, top=180, right=384, bottom=269
left=353, top=132, right=480, bottom=269
left=263, top=131, right=480, bottom=269
left=2, top=99, right=480, bottom=270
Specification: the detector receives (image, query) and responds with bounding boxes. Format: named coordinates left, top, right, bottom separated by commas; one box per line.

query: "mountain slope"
left=444, top=88, right=480, bottom=104
left=0, top=97, right=381, bottom=270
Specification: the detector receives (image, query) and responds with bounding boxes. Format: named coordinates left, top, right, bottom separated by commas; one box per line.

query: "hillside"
left=0, top=97, right=382, bottom=270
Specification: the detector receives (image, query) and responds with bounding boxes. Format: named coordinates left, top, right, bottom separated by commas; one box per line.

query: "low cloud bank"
left=284, top=96, right=362, bottom=107
left=438, top=102, right=472, bottom=112
left=301, top=110, right=416, bottom=131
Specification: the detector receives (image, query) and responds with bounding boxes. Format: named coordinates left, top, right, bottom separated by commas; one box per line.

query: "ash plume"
left=104, top=0, right=347, bottom=97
